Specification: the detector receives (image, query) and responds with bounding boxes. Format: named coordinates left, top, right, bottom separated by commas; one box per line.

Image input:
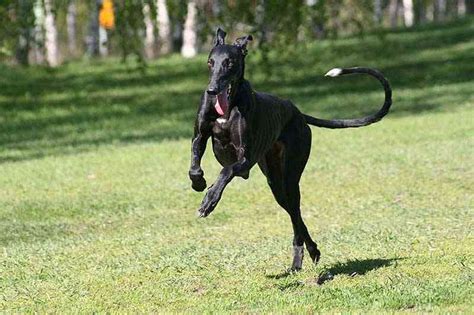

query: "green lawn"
left=0, top=19, right=473, bottom=312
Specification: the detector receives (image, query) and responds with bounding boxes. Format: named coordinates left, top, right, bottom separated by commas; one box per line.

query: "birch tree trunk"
left=389, top=0, right=400, bottom=28
left=143, top=2, right=156, bottom=59
left=99, top=26, right=108, bottom=56
left=402, top=0, right=414, bottom=26
left=426, top=2, right=435, bottom=21
left=44, top=0, right=60, bottom=67
left=33, top=0, right=45, bottom=64
left=67, top=0, right=77, bottom=56
left=181, top=0, right=198, bottom=58
left=457, top=0, right=466, bottom=16
left=156, top=0, right=172, bottom=55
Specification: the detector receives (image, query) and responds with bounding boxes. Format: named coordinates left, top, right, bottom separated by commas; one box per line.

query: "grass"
left=0, top=19, right=473, bottom=312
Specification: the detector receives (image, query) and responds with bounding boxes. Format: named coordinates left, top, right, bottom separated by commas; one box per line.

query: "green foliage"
left=0, top=0, right=36, bottom=64
left=0, top=1, right=15, bottom=59
left=113, top=0, right=146, bottom=66
left=0, top=19, right=473, bottom=312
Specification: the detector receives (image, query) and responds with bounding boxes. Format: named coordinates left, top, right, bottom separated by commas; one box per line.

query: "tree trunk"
left=414, top=0, right=426, bottom=24
left=398, top=1, right=405, bottom=25
left=402, top=0, right=414, bottom=26
left=87, top=0, right=100, bottom=56
left=181, top=1, right=198, bottom=58
left=67, top=0, right=77, bottom=56
left=328, top=0, right=341, bottom=38
left=156, top=0, right=172, bottom=55
left=255, top=0, right=268, bottom=47
left=457, top=0, right=466, bottom=16
left=388, top=0, right=400, bottom=28
left=99, top=26, right=108, bottom=56
left=374, top=0, right=383, bottom=24
left=467, top=0, right=474, bottom=14
left=143, top=2, right=155, bottom=59
left=316, top=0, right=327, bottom=38
left=16, top=32, right=30, bottom=66
left=16, top=0, right=32, bottom=66
left=426, top=2, right=435, bottom=21
left=434, top=0, right=447, bottom=21
left=32, top=0, right=45, bottom=64
left=44, top=0, right=60, bottom=67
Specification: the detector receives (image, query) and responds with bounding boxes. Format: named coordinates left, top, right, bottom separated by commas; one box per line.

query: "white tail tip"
left=325, top=68, right=343, bottom=77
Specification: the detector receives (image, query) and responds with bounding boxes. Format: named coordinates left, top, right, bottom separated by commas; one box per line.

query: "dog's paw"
left=189, top=169, right=207, bottom=192
left=191, top=176, right=207, bottom=192
left=311, top=248, right=321, bottom=264
left=197, top=188, right=220, bottom=217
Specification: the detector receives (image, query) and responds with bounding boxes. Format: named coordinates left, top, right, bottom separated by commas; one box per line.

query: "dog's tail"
left=303, top=67, right=392, bottom=129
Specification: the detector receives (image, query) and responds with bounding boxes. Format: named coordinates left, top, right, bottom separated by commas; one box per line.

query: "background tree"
left=457, top=0, right=466, bottom=16
left=403, top=0, right=415, bottom=26
left=143, top=1, right=156, bottom=59
left=467, top=0, right=474, bottom=14
left=434, top=0, right=447, bottom=21
left=389, top=0, right=400, bottom=27
left=32, top=0, right=45, bottom=64
left=44, top=0, right=60, bottom=66
left=67, top=0, right=77, bottom=56
left=115, top=0, right=145, bottom=65
left=374, top=0, right=383, bottom=24
left=156, top=0, right=172, bottom=55
left=1, top=0, right=473, bottom=66
left=181, top=0, right=198, bottom=58
left=15, top=0, right=34, bottom=66
left=87, top=0, right=100, bottom=56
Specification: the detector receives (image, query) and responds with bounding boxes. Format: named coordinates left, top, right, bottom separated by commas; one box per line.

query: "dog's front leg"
left=189, top=132, right=210, bottom=192
left=198, top=109, right=250, bottom=217
left=189, top=102, right=213, bottom=191
left=197, top=154, right=249, bottom=218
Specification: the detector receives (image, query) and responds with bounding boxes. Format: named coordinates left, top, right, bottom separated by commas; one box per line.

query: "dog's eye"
left=222, top=58, right=234, bottom=69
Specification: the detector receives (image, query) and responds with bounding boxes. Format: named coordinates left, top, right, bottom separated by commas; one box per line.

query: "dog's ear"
left=233, top=35, right=253, bottom=55
left=214, top=27, right=226, bottom=46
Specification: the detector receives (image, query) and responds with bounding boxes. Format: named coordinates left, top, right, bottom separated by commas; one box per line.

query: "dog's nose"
left=207, top=89, right=218, bottom=96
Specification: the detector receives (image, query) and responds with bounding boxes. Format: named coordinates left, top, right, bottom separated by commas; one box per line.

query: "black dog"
left=189, top=28, right=392, bottom=270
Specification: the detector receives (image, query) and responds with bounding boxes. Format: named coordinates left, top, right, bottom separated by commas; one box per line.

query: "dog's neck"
left=227, top=77, right=245, bottom=111
left=228, top=61, right=246, bottom=106
left=229, top=78, right=242, bottom=99
left=220, top=77, right=255, bottom=120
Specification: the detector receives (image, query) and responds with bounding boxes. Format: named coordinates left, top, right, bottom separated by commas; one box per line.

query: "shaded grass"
left=0, top=19, right=473, bottom=312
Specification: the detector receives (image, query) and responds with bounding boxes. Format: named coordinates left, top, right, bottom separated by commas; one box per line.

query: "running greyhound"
left=189, top=28, right=392, bottom=270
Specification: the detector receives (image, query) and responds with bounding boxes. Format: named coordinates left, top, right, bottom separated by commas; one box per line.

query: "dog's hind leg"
left=282, top=123, right=321, bottom=265
left=259, top=127, right=320, bottom=270
left=259, top=142, right=302, bottom=270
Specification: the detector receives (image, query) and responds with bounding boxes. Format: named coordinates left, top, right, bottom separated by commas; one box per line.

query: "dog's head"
left=206, top=28, right=252, bottom=96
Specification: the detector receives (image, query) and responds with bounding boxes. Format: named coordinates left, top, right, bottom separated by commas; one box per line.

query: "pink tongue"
left=215, top=89, right=228, bottom=116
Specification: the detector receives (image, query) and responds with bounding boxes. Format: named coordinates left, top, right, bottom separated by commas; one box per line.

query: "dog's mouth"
left=215, top=84, right=231, bottom=116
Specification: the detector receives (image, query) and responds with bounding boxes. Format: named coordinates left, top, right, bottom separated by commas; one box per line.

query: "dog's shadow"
left=266, top=258, right=401, bottom=285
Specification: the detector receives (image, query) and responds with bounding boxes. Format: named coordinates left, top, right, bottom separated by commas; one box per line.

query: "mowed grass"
left=0, top=19, right=473, bottom=312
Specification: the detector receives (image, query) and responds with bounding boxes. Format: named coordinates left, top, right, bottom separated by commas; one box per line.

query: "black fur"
left=189, top=28, right=392, bottom=270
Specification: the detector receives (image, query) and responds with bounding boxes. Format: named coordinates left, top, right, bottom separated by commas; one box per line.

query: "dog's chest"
left=211, top=117, right=238, bottom=166
left=212, top=117, right=231, bottom=141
